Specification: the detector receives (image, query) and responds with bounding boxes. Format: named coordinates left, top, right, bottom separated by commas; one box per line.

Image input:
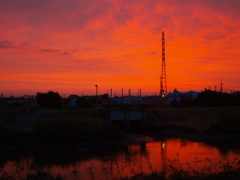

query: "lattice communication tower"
left=160, top=31, right=167, bottom=98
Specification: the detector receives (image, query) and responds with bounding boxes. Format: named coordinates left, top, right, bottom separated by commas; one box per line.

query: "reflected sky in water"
left=1, top=138, right=240, bottom=179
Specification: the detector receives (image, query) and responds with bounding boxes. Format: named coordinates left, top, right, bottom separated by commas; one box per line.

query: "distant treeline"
left=36, top=91, right=108, bottom=108
left=35, top=90, right=240, bottom=109
left=170, top=90, right=240, bottom=107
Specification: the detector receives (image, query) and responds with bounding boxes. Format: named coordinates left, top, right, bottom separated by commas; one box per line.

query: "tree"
left=180, top=94, right=194, bottom=107
left=102, top=93, right=109, bottom=100
left=75, top=97, right=94, bottom=108
left=36, top=91, right=62, bottom=108
left=194, top=90, right=223, bottom=107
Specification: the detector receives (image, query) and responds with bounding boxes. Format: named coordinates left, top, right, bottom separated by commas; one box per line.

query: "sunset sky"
left=1, top=0, right=240, bottom=97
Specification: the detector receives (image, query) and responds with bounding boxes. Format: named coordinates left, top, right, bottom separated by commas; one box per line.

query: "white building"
left=167, top=89, right=199, bottom=105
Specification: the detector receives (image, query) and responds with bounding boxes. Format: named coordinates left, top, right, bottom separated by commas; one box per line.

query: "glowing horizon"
left=1, top=0, right=240, bottom=97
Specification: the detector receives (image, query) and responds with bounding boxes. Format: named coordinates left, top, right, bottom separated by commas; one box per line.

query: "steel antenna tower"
left=160, top=31, right=167, bottom=98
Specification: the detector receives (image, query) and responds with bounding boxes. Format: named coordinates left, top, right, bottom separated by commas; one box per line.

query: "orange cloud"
left=0, top=0, right=240, bottom=96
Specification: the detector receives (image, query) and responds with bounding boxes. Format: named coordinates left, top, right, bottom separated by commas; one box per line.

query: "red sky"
left=1, top=0, right=240, bottom=97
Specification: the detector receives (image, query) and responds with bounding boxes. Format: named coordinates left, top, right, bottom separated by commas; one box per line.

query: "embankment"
left=145, top=107, right=240, bottom=141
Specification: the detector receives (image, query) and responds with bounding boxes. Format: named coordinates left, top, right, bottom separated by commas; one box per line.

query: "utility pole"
left=220, top=80, right=223, bottom=93
left=128, top=89, right=131, bottom=96
left=95, top=85, right=98, bottom=96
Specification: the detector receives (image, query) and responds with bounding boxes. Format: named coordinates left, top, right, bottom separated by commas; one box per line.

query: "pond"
left=1, top=137, right=240, bottom=180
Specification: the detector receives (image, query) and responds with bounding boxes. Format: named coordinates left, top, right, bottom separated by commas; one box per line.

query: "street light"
left=95, top=85, right=98, bottom=96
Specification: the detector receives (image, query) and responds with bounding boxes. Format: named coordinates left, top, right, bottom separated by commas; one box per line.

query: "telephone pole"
left=220, top=80, right=223, bottom=93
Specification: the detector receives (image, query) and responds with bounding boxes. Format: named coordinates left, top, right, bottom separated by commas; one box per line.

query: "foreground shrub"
left=0, top=170, right=64, bottom=180
left=33, top=117, right=121, bottom=144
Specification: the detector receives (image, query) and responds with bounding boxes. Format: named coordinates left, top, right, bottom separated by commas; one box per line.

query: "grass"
left=34, top=117, right=121, bottom=144
left=0, top=116, right=121, bottom=147
left=2, top=154, right=240, bottom=180
left=119, top=153, right=240, bottom=180
left=0, top=121, right=32, bottom=146
left=0, top=106, right=122, bottom=147
left=1, top=106, right=240, bottom=147
left=165, top=153, right=240, bottom=180
left=147, top=107, right=240, bottom=132
left=206, top=113, right=240, bottom=133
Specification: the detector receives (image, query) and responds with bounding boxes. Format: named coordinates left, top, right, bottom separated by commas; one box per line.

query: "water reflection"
left=1, top=138, right=240, bottom=179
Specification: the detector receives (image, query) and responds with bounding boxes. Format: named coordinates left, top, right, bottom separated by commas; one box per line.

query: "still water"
left=1, top=138, right=240, bottom=179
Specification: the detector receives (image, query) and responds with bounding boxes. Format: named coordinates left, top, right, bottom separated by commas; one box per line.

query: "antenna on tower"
left=160, top=31, right=167, bottom=100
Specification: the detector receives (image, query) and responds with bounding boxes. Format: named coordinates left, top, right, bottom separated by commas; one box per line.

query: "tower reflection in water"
left=1, top=138, right=239, bottom=180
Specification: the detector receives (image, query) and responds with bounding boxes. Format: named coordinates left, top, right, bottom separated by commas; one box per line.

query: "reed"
left=2, top=154, right=240, bottom=180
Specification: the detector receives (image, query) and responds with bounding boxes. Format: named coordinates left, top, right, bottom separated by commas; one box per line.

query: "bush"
left=36, top=91, right=62, bottom=108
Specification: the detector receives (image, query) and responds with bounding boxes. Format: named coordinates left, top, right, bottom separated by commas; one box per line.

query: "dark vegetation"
left=36, top=91, right=62, bottom=108
left=0, top=121, right=32, bottom=147
left=0, top=116, right=121, bottom=147
left=0, top=171, right=64, bottom=180
left=1, top=90, right=240, bottom=179
left=19, top=89, right=240, bottom=110
left=165, top=89, right=240, bottom=134
left=2, top=152, right=240, bottom=180
left=206, top=114, right=240, bottom=133
left=195, top=90, right=240, bottom=107
left=75, top=96, right=93, bottom=108
left=34, top=117, right=120, bottom=144
left=123, top=153, right=240, bottom=180
left=170, top=90, right=240, bottom=107
left=1, top=106, right=240, bottom=148
left=0, top=112, right=240, bottom=179
left=146, top=107, right=240, bottom=136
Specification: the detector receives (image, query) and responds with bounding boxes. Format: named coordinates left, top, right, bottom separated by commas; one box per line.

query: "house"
left=68, top=95, right=79, bottom=107
left=167, top=89, right=199, bottom=105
